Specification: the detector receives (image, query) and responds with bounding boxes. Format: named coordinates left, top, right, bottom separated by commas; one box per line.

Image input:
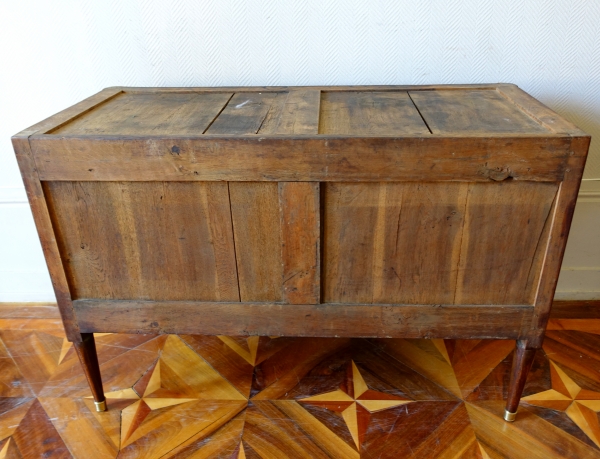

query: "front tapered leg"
left=504, top=340, right=537, bottom=422
left=73, top=333, right=107, bottom=412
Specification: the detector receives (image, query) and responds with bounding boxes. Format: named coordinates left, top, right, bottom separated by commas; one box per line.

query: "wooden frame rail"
left=74, top=300, right=534, bottom=339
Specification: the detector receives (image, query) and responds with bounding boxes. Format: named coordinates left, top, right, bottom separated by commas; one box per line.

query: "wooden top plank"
left=409, top=89, right=550, bottom=135
left=206, top=92, right=287, bottom=135
left=495, top=84, right=587, bottom=135
left=19, top=85, right=586, bottom=139
left=51, top=92, right=233, bottom=136
left=319, top=91, right=430, bottom=135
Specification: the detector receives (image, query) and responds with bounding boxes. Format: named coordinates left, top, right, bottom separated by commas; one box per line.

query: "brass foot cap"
left=94, top=400, right=107, bottom=412
left=504, top=409, right=517, bottom=422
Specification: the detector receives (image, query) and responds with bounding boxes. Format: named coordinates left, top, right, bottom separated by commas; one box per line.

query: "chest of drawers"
left=13, top=84, right=589, bottom=420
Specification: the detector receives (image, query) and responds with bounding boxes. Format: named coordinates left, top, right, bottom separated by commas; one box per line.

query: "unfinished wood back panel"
left=228, top=182, right=283, bottom=302
left=43, top=181, right=240, bottom=301
left=323, top=181, right=559, bottom=305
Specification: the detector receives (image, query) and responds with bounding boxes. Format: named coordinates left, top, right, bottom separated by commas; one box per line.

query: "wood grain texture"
left=279, top=182, right=320, bottom=304
left=529, top=137, right=591, bottom=347
left=455, top=181, right=559, bottom=305
left=43, top=181, right=239, bottom=301
left=549, top=300, right=600, bottom=319
left=207, top=92, right=287, bottom=135
left=11, top=138, right=79, bottom=342
left=323, top=181, right=556, bottom=306
left=496, top=84, right=587, bottom=135
left=267, top=89, right=321, bottom=134
left=323, top=182, right=467, bottom=304
left=0, top=303, right=60, bottom=319
left=409, top=89, right=550, bottom=134
left=30, top=136, right=572, bottom=182
left=319, top=91, right=430, bottom=135
left=51, top=92, right=233, bottom=136
left=506, top=341, right=537, bottom=414
left=73, top=300, right=534, bottom=339
left=14, top=87, right=124, bottom=136
left=73, top=333, right=105, bottom=404
left=229, top=182, right=282, bottom=302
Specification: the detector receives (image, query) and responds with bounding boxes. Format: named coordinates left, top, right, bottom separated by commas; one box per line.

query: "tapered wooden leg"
left=73, top=333, right=107, bottom=412
left=504, top=340, right=537, bottom=422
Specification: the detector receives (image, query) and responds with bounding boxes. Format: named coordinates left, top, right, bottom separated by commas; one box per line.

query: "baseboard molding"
left=0, top=300, right=598, bottom=321
left=550, top=300, right=600, bottom=319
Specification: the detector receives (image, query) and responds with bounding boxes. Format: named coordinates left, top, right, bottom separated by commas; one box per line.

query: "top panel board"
left=409, top=90, right=549, bottom=134
left=48, top=88, right=550, bottom=137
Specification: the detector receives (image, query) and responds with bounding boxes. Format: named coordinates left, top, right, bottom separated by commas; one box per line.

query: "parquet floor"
left=2, top=305, right=600, bottom=458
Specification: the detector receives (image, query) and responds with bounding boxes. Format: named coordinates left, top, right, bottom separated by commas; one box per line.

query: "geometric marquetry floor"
left=2, top=306, right=600, bottom=458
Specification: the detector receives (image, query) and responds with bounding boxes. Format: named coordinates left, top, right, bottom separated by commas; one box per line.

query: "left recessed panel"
left=42, top=181, right=240, bottom=301
left=49, top=91, right=234, bottom=135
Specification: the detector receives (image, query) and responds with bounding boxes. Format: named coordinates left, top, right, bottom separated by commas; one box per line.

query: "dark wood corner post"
left=503, top=136, right=590, bottom=423
left=73, top=333, right=107, bottom=412
left=504, top=340, right=537, bottom=422
left=12, top=113, right=118, bottom=413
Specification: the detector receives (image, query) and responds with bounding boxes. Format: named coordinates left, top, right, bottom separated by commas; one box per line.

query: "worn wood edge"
left=13, top=87, right=124, bottom=138
left=11, top=137, right=80, bottom=341
left=30, top=136, right=572, bottom=182
left=33, top=133, right=571, bottom=140
left=496, top=84, right=588, bottom=136
left=110, top=84, right=502, bottom=93
left=73, top=300, right=533, bottom=339
left=529, top=136, right=591, bottom=346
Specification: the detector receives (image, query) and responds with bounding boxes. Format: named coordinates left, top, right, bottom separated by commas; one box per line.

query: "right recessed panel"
left=323, top=181, right=558, bottom=305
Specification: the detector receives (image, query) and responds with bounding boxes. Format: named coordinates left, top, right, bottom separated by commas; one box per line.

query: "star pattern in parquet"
left=2, top=306, right=600, bottom=458
left=300, top=361, right=412, bottom=449
left=522, top=360, right=600, bottom=448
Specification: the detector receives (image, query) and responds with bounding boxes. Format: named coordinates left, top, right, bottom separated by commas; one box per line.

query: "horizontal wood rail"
left=31, top=136, right=575, bottom=182
left=73, top=300, right=534, bottom=339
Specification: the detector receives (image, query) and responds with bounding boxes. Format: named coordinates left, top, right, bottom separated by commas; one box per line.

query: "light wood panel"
left=319, top=91, right=430, bottom=135
left=323, top=182, right=467, bottom=304
left=323, top=181, right=558, bottom=305
left=279, top=182, right=320, bottom=304
left=409, top=89, right=550, bottom=134
left=265, top=89, right=321, bottom=134
left=50, top=92, right=234, bottom=136
left=321, top=182, right=535, bottom=305
left=455, top=181, right=559, bottom=305
left=229, top=182, right=283, bottom=302
left=43, top=181, right=239, bottom=301
left=207, top=92, right=288, bottom=135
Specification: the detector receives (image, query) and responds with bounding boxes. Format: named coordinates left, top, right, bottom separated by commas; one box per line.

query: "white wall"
left=1, top=0, right=599, bottom=301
